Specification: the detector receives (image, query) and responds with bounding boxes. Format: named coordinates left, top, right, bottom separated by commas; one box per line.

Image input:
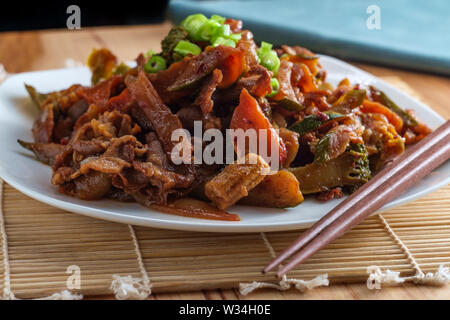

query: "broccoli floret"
left=289, top=142, right=371, bottom=195
left=160, top=26, right=188, bottom=65
left=345, top=143, right=371, bottom=193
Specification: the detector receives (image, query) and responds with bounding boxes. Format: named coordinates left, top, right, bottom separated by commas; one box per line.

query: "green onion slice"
left=257, top=41, right=281, bottom=74
left=144, top=55, right=167, bottom=73
left=180, top=14, right=208, bottom=41
left=173, top=40, right=202, bottom=56
left=212, top=37, right=236, bottom=48
left=267, top=78, right=280, bottom=97
left=210, top=14, right=226, bottom=24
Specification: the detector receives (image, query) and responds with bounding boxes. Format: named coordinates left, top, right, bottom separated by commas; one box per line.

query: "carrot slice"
left=230, top=89, right=287, bottom=165
left=217, top=48, right=245, bottom=88
left=360, top=100, right=403, bottom=132
left=283, top=54, right=319, bottom=75
left=299, top=63, right=317, bottom=93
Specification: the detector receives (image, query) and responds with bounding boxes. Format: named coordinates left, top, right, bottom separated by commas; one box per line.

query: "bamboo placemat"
left=0, top=182, right=449, bottom=299
left=0, top=77, right=449, bottom=299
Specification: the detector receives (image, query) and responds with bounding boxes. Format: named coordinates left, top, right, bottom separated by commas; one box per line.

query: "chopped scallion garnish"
left=268, top=77, right=280, bottom=97
left=173, top=40, right=202, bottom=56
left=257, top=41, right=280, bottom=74
left=198, top=20, right=222, bottom=41
left=212, top=37, right=236, bottom=48
left=180, top=14, right=208, bottom=41
left=179, top=13, right=241, bottom=48
left=228, top=33, right=242, bottom=42
left=144, top=55, right=167, bottom=73
left=210, top=14, right=226, bottom=24
left=212, top=24, right=231, bottom=39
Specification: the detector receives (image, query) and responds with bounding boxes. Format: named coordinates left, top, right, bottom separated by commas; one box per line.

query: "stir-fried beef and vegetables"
left=20, top=14, right=432, bottom=220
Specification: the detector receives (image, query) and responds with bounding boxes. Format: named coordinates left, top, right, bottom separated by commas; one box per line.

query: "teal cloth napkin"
left=168, top=0, right=450, bottom=75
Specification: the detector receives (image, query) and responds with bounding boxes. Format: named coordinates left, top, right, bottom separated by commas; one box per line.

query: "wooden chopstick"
left=264, top=119, right=450, bottom=277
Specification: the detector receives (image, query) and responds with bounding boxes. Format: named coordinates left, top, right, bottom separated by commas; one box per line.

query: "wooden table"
left=1, top=23, right=449, bottom=300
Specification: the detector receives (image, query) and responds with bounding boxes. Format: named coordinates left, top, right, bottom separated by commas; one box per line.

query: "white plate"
left=0, top=56, right=448, bottom=232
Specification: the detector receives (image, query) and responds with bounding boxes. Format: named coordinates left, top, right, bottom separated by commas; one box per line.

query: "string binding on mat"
left=110, top=225, right=152, bottom=300
left=366, top=214, right=450, bottom=290
left=239, top=232, right=329, bottom=295
left=110, top=275, right=151, bottom=300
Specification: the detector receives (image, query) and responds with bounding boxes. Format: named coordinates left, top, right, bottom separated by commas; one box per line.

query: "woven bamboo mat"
left=0, top=77, right=449, bottom=299
left=0, top=182, right=449, bottom=299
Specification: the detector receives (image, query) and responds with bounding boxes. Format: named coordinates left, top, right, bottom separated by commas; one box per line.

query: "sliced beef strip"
left=237, top=30, right=259, bottom=68
left=193, top=69, right=223, bottom=115
left=126, top=70, right=190, bottom=156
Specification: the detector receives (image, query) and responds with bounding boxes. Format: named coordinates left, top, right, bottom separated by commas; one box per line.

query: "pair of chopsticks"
left=264, top=120, right=450, bottom=277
